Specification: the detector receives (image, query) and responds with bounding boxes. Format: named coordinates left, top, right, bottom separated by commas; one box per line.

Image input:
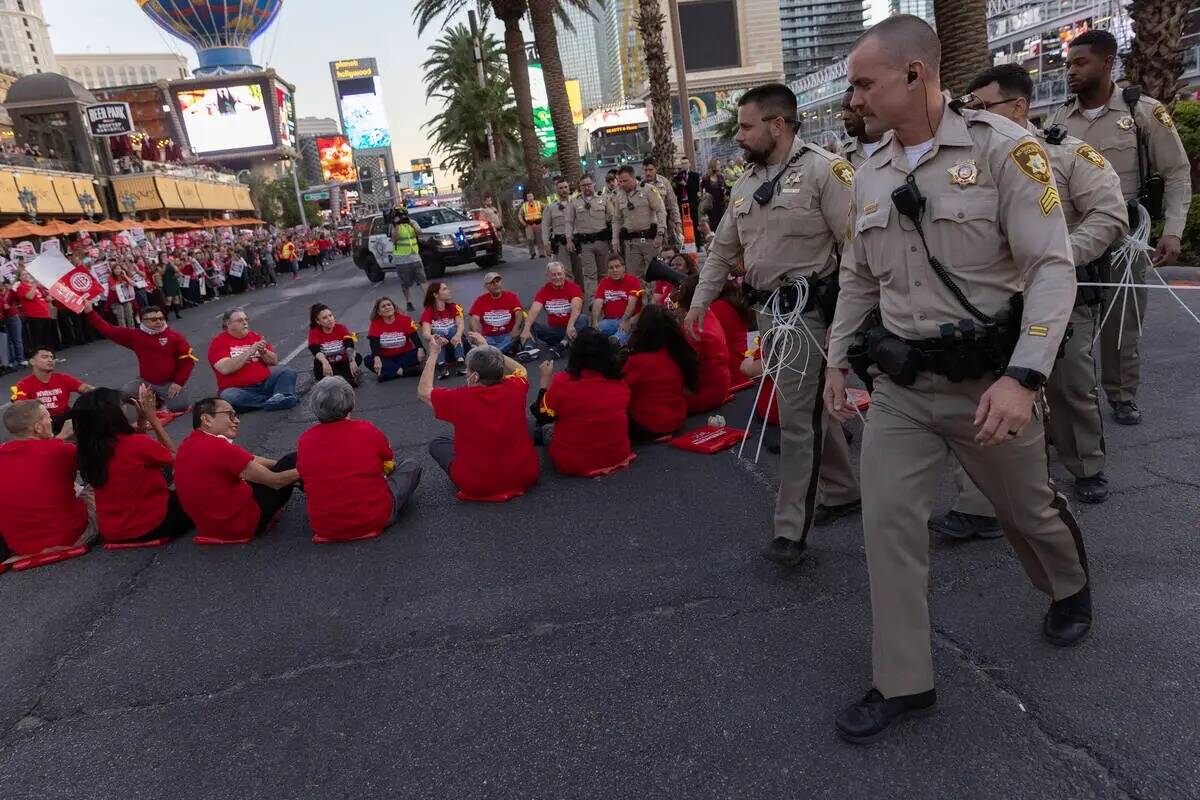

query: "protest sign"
left=114, top=281, right=135, bottom=303
left=0, top=260, right=16, bottom=282
left=38, top=238, right=61, bottom=255
left=24, top=250, right=105, bottom=313
left=89, top=260, right=111, bottom=289
left=229, top=258, right=246, bottom=278
left=11, top=241, right=35, bottom=259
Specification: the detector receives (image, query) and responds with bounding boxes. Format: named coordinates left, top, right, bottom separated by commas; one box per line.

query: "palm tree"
left=932, top=0, right=989, bottom=97
left=1125, top=1, right=1189, bottom=104
left=527, top=0, right=586, bottom=184
left=636, top=0, right=674, bottom=168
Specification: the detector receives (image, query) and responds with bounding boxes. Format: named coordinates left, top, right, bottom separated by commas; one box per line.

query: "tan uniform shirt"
left=694, top=137, right=856, bottom=310
left=1048, top=83, right=1191, bottom=238
left=542, top=197, right=571, bottom=248
left=565, top=193, right=610, bottom=237
left=828, top=104, right=1077, bottom=377
left=845, top=138, right=884, bottom=169
left=644, top=174, right=681, bottom=229
left=612, top=185, right=666, bottom=238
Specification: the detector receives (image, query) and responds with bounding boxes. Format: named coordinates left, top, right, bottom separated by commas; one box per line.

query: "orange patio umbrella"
left=0, top=219, right=53, bottom=238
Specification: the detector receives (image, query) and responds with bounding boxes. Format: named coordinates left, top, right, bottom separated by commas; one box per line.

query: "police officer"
left=686, top=82, right=860, bottom=568
left=930, top=64, right=1128, bottom=541
left=641, top=157, right=683, bottom=248
left=841, top=86, right=882, bottom=168
left=519, top=191, right=547, bottom=259
left=1049, top=29, right=1191, bottom=426
left=825, top=16, right=1091, bottom=743
left=611, top=164, right=666, bottom=289
left=565, top=174, right=611, bottom=298
left=543, top=179, right=578, bottom=283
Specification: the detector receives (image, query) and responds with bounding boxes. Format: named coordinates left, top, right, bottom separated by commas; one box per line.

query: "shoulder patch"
left=1010, top=140, right=1053, bottom=185
left=1153, top=105, right=1174, bottom=129
left=1075, top=142, right=1107, bottom=169
left=830, top=159, right=855, bottom=187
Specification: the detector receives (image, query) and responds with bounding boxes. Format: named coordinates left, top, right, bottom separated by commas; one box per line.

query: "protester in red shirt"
left=73, top=386, right=193, bottom=543
left=0, top=400, right=95, bottom=562
left=209, top=307, right=298, bottom=412
left=83, top=300, right=196, bottom=412
left=469, top=272, right=524, bottom=354
left=419, top=281, right=466, bottom=379
left=531, top=329, right=633, bottom=476
left=419, top=331, right=539, bottom=500
left=174, top=397, right=300, bottom=543
left=591, top=255, right=644, bottom=345
left=519, top=261, right=584, bottom=354
left=298, top=377, right=422, bottom=540
left=3, top=278, right=25, bottom=368
left=318, top=234, right=333, bottom=266
left=708, top=282, right=754, bottom=378
left=308, top=303, right=361, bottom=386
left=15, top=270, right=55, bottom=352
left=675, top=274, right=731, bottom=414
left=622, top=305, right=699, bottom=441
left=367, top=296, right=424, bottom=381
left=11, top=347, right=93, bottom=434
left=653, top=252, right=698, bottom=307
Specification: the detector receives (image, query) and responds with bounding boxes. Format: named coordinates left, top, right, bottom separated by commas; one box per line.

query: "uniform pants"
left=525, top=224, right=545, bottom=257
left=952, top=306, right=1105, bottom=516
left=576, top=240, right=609, bottom=299
left=755, top=308, right=859, bottom=543
left=552, top=241, right=585, bottom=288
left=623, top=240, right=659, bottom=302
left=862, top=373, right=1089, bottom=697
left=1099, top=251, right=1147, bottom=404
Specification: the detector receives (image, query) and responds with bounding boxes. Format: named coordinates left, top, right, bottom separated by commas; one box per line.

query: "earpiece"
left=907, top=70, right=918, bottom=84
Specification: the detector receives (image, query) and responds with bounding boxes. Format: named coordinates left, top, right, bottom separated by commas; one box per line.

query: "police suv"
left=351, top=206, right=502, bottom=282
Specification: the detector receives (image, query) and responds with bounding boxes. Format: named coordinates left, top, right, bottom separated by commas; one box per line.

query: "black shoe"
left=456, top=364, right=468, bottom=376
left=813, top=499, right=861, bottom=527
left=1043, top=584, right=1092, bottom=646
left=1074, top=472, right=1109, bottom=504
left=762, top=536, right=806, bottom=567
left=928, top=510, right=1003, bottom=540
left=437, top=367, right=451, bottom=380
left=1111, top=400, right=1141, bottom=425
left=406, top=302, right=415, bottom=312
left=835, top=688, right=937, bottom=744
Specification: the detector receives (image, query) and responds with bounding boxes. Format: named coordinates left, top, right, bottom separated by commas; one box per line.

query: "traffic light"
left=516, top=183, right=525, bottom=193
left=581, top=156, right=589, bottom=169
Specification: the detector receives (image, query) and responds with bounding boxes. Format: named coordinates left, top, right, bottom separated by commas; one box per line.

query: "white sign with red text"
left=24, top=250, right=106, bottom=313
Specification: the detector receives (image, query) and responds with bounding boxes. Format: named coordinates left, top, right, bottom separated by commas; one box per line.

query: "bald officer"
left=1049, top=29, right=1191, bottom=426
left=825, top=15, right=1091, bottom=744
left=686, top=82, right=860, bottom=568
left=611, top=164, right=666, bottom=288
left=565, top=174, right=611, bottom=298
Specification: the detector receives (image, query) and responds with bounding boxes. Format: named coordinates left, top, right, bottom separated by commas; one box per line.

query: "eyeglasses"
left=212, top=409, right=238, bottom=420
left=958, top=93, right=1021, bottom=111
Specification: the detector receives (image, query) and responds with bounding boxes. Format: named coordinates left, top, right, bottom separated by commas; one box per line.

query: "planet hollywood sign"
left=85, top=102, right=134, bottom=137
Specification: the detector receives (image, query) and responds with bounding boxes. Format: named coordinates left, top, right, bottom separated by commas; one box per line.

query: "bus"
left=582, top=107, right=651, bottom=176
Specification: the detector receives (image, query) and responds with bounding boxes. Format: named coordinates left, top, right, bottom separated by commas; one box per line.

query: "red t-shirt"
left=430, top=373, right=539, bottom=497
left=0, top=438, right=88, bottom=556
left=297, top=419, right=393, bottom=540
left=533, top=281, right=583, bottom=328
left=469, top=291, right=523, bottom=336
left=94, top=434, right=173, bottom=541
left=623, top=349, right=687, bottom=435
left=542, top=370, right=632, bottom=476
left=13, top=372, right=83, bottom=418
left=685, top=309, right=730, bottom=414
left=420, top=304, right=463, bottom=339
left=16, top=283, right=50, bottom=319
left=318, top=237, right=333, bottom=251
left=369, top=315, right=419, bottom=357
left=307, top=323, right=355, bottom=363
left=709, top=298, right=751, bottom=379
left=594, top=275, right=644, bottom=320
left=174, top=431, right=259, bottom=540
left=654, top=280, right=675, bottom=306
left=207, top=330, right=273, bottom=392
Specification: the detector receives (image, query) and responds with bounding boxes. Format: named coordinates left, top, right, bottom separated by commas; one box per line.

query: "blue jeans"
left=218, top=367, right=300, bottom=412
left=372, top=350, right=420, bottom=381
left=437, top=342, right=464, bottom=365
left=530, top=318, right=586, bottom=348
left=6, top=317, right=23, bottom=364
left=485, top=333, right=516, bottom=353
left=596, top=317, right=630, bottom=345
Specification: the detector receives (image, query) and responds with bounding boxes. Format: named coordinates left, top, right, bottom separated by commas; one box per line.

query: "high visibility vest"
left=393, top=223, right=418, bottom=256
left=523, top=200, right=543, bottom=223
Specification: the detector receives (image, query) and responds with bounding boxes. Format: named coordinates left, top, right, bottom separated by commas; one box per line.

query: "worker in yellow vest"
left=390, top=209, right=426, bottom=311
left=519, top=192, right=548, bottom=259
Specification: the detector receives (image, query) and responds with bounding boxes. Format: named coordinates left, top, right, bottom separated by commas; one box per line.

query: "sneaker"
left=456, top=364, right=468, bottom=376
left=437, top=366, right=451, bottom=380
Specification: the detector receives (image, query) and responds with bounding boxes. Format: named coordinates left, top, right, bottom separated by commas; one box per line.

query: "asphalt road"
left=1, top=251, right=1198, bottom=799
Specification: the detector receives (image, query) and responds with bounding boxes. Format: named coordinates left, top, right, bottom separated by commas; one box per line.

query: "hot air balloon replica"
left=137, top=0, right=283, bottom=75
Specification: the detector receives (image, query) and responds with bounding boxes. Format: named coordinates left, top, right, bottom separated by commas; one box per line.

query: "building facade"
left=889, top=0, right=934, bottom=22
left=556, top=0, right=616, bottom=110
left=0, top=0, right=54, bottom=76
left=603, top=0, right=647, bottom=105
left=56, top=53, right=190, bottom=90
left=778, top=0, right=863, bottom=82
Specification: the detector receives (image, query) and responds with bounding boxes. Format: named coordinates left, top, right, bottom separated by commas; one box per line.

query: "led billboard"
left=331, top=57, right=392, bottom=151
left=174, top=82, right=275, bottom=154
left=317, top=135, right=358, bottom=183
left=275, top=86, right=296, bottom=149
left=528, top=60, right=556, bottom=158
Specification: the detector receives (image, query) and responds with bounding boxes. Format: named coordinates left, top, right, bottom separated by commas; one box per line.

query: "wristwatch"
left=1004, top=366, right=1047, bottom=391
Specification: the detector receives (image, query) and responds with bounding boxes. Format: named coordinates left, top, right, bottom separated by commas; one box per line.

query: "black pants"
left=26, top=318, right=56, bottom=353
left=429, top=435, right=454, bottom=475
left=251, top=452, right=298, bottom=534
left=313, top=354, right=363, bottom=387
left=129, top=491, right=194, bottom=541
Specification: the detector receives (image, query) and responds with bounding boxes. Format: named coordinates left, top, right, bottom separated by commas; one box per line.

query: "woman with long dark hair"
left=73, top=385, right=192, bottom=543
left=308, top=303, right=362, bottom=386
left=419, top=281, right=465, bottom=379
left=623, top=305, right=699, bottom=441
left=673, top=273, right=731, bottom=414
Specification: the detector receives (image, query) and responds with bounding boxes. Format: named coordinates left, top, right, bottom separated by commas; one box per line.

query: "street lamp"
left=120, top=192, right=137, bottom=219
left=17, top=186, right=38, bottom=223
left=79, top=192, right=97, bottom=220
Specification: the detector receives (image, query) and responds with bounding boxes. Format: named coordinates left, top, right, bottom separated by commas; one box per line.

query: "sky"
left=42, top=0, right=474, bottom=187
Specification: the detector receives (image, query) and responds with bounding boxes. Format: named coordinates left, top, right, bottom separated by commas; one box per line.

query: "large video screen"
left=317, top=135, right=358, bottom=183
left=174, top=82, right=275, bottom=154
left=679, top=0, right=740, bottom=71
left=338, top=76, right=392, bottom=150
left=275, top=85, right=296, bottom=149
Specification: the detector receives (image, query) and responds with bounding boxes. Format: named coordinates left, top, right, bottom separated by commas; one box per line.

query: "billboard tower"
left=330, top=58, right=398, bottom=211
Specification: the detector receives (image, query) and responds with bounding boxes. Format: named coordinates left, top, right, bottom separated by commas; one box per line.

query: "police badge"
left=948, top=160, right=979, bottom=187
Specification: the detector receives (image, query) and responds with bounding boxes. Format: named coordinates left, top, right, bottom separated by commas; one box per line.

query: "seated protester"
left=530, top=329, right=633, bottom=476
left=11, top=346, right=93, bottom=435
left=368, top=296, right=424, bottom=381
left=418, top=331, right=539, bottom=499
left=174, top=398, right=301, bottom=542
left=297, top=377, right=422, bottom=541
left=653, top=253, right=698, bottom=307
left=518, top=261, right=585, bottom=355
left=673, top=274, right=731, bottom=414
left=83, top=300, right=196, bottom=413
left=209, top=308, right=299, bottom=412
left=591, top=255, right=644, bottom=346
left=420, top=281, right=466, bottom=379
left=73, top=386, right=193, bottom=543
left=469, top=272, right=524, bottom=354
left=0, top=400, right=96, bottom=562
left=708, top=281, right=753, bottom=378
left=308, top=303, right=362, bottom=387
left=622, top=305, right=699, bottom=441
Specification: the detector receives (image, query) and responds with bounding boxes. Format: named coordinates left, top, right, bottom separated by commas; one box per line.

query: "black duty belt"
left=743, top=273, right=839, bottom=324
left=620, top=225, right=657, bottom=241
left=573, top=232, right=605, bottom=243
left=550, top=234, right=567, bottom=245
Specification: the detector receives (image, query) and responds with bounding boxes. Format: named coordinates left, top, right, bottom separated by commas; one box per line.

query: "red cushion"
left=456, top=487, right=526, bottom=503
left=847, top=387, right=871, bottom=413
left=729, top=378, right=756, bottom=393
left=0, top=562, right=7, bottom=575
left=312, top=530, right=383, bottom=544
left=581, top=452, right=637, bottom=478
left=669, top=424, right=747, bottom=454
left=11, top=545, right=89, bottom=571
left=104, top=537, right=171, bottom=551
left=193, top=534, right=255, bottom=545
left=155, top=408, right=190, bottom=424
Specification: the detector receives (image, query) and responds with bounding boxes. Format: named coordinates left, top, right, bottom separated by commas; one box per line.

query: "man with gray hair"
left=518, top=261, right=585, bottom=357
left=208, top=307, right=299, bottom=412
left=418, top=331, right=539, bottom=500
left=297, top=377, right=422, bottom=542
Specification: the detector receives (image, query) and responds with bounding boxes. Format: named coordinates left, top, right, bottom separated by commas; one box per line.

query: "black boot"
left=813, top=499, right=862, bottom=527
left=927, top=510, right=1003, bottom=540
left=1074, top=473, right=1109, bottom=504
left=1043, top=584, right=1092, bottom=646
left=762, top=536, right=806, bottom=567
left=1111, top=400, right=1141, bottom=425
left=835, top=688, right=937, bottom=744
